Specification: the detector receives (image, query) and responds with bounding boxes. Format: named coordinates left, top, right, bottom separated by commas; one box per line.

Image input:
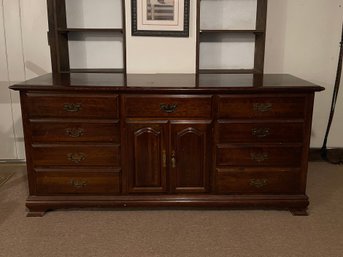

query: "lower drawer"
left=35, top=171, right=121, bottom=195
left=216, top=169, right=301, bottom=194
left=32, top=144, right=120, bottom=167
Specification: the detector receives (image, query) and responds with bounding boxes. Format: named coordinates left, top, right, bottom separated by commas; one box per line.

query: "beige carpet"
left=0, top=163, right=342, bottom=257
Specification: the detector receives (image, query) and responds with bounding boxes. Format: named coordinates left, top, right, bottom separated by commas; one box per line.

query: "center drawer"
left=217, top=145, right=303, bottom=167
left=32, top=144, right=120, bottom=167
left=25, top=93, right=118, bottom=119
left=216, top=121, right=304, bottom=143
left=124, top=95, right=212, bottom=118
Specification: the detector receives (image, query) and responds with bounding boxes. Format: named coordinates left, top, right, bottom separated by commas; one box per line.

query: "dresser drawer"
left=216, top=170, right=300, bottom=194
left=124, top=95, right=212, bottom=118
left=216, top=121, right=304, bottom=143
left=217, top=95, right=306, bottom=119
left=30, top=121, right=120, bottom=143
left=217, top=145, right=303, bottom=166
left=32, top=144, right=120, bottom=167
left=25, top=93, right=118, bottom=119
left=36, top=172, right=121, bottom=195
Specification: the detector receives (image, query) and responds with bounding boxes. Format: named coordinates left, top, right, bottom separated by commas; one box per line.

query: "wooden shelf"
left=200, top=29, right=265, bottom=34
left=58, top=28, right=123, bottom=33
left=199, top=69, right=261, bottom=74
left=60, top=68, right=125, bottom=74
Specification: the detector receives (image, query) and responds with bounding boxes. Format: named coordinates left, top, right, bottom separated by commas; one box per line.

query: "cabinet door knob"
left=67, top=153, right=86, bottom=164
left=65, top=128, right=84, bottom=138
left=253, top=103, right=273, bottom=112
left=250, top=179, right=268, bottom=188
left=64, top=103, right=82, bottom=112
left=252, top=128, right=270, bottom=138
left=250, top=152, right=269, bottom=163
left=70, top=179, right=87, bottom=189
left=160, top=104, right=177, bottom=113
left=171, top=151, right=176, bottom=168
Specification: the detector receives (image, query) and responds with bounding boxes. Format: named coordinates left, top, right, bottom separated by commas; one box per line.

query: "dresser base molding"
left=26, top=194, right=309, bottom=217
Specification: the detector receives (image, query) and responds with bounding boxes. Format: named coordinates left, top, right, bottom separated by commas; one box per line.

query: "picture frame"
left=131, top=0, right=190, bottom=37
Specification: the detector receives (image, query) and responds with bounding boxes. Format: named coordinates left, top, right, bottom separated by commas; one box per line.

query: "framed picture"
left=131, top=0, right=190, bottom=37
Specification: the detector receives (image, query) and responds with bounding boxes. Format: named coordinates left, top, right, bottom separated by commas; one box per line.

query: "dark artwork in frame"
left=132, top=0, right=190, bottom=37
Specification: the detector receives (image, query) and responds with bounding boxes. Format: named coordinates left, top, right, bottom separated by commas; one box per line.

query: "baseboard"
left=309, top=148, right=343, bottom=162
left=0, top=159, right=26, bottom=165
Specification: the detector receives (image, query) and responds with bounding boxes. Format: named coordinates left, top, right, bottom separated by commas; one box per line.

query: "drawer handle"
left=160, top=104, right=177, bottom=113
left=253, top=103, right=273, bottom=113
left=67, top=153, right=86, bottom=164
left=250, top=179, right=268, bottom=188
left=70, top=179, right=87, bottom=189
left=171, top=150, right=176, bottom=168
left=250, top=152, right=269, bottom=163
left=252, top=128, right=270, bottom=138
left=65, top=128, right=84, bottom=138
left=64, top=103, right=82, bottom=112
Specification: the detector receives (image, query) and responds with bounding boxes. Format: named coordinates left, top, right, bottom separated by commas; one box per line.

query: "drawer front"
left=124, top=95, right=212, bottom=118
left=36, top=172, right=121, bottom=195
left=32, top=145, right=120, bottom=167
left=217, top=146, right=303, bottom=166
left=218, top=96, right=306, bottom=119
left=25, top=93, right=118, bottom=119
left=30, top=121, right=120, bottom=143
left=216, top=122, right=304, bottom=143
left=216, top=170, right=300, bottom=194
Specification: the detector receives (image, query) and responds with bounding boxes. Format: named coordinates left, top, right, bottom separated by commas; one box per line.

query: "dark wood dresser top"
left=10, top=73, right=324, bottom=93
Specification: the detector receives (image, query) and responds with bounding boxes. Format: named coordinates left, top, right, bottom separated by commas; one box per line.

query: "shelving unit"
left=47, top=0, right=126, bottom=74
left=196, top=0, right=267, bottom=75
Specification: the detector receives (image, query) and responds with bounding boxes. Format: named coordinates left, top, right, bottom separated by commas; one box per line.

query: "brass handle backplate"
left=250, top=152, right=269, bottom=163
left=70, top=179, right=87, bottom=189
left=250, top=179, right=268, bottom=188
left=67, top=153, right=86, bottom=164
left=65, top=128, right=84, bottom=138
left=253, top=103, right=273, bottom=113
left=64, top=103, right=82, bottom=112
left=171, top=151, right=176, bottom=168
left=160, top=104, right=177, bottom=113
left=252, top=128, right=270, bottom=138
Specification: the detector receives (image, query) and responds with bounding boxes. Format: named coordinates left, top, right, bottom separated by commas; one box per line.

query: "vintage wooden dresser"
left=10, top=73, right=324, bottom=216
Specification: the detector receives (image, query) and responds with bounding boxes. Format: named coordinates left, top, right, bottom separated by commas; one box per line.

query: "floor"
left=0, top=163, right=342, bottom=257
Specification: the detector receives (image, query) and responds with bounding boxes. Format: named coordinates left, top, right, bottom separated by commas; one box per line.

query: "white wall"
left=0, top=0, right=342, bottom=160
left=0, top=0, right=51, bottom=160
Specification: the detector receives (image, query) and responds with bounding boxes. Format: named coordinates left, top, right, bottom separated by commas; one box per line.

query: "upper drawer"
left=216, top=121, right=304, bottom=143
left=217, top=95, right=306, bottom=119
left=124, top=95, right=212, bottom=118
left=30, top=121, right=120, bottom=143
left=24, top=93, right=118, bottom=119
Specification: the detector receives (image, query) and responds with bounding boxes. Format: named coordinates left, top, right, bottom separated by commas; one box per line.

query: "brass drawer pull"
left=65, top=128, right=84, bottom=138
left=67, top=153, right=86, bottom=164
left=160, top=104, right=177, bottom=113
left=70, top=179, right=87, bottom=189
left=253, top=103, right=273, bottom=113
left=171, top=150, right=176, bottom=168
left=64, top=103, right=82, bottom=112
left=250, top=179, right=268, bottom=188
left=250, top=152, right=269, bottom=163
left=252, top=128, right=270, bottom=138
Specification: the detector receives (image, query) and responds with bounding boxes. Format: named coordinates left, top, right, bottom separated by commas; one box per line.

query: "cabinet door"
left=170, top=122, right=211, bottom=193
left=126, top=121, right=168, bottom=193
